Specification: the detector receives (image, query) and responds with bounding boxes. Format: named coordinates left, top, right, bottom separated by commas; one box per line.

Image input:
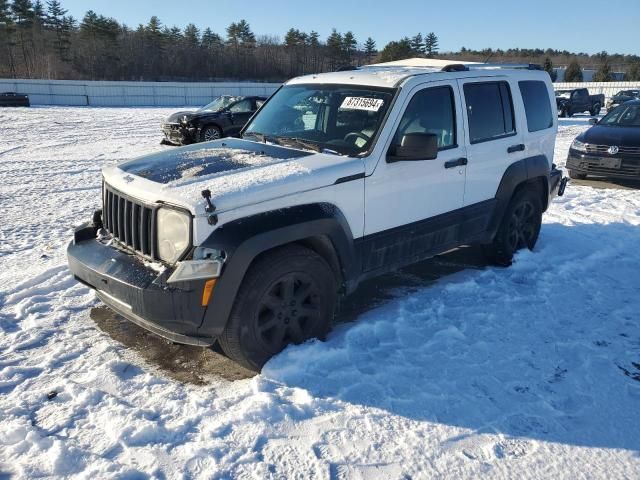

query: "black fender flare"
left=197, top=203, right=357, bottom=336
left=485, top=155, right=550, bottom=241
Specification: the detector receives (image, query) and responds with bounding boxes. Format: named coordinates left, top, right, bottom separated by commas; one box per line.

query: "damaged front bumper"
left=67, top=223, right=216, bottom=346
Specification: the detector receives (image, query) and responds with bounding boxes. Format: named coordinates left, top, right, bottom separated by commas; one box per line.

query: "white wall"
left=553, top=82, right=640, bottom=101
left=0, top=79, right=281, bottom=106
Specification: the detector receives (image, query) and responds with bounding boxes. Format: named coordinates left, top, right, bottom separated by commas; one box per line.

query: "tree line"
left=1, top=0, right=639, bottom=82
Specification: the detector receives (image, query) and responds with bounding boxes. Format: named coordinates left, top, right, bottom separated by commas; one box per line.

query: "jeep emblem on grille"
left=123, top=175, right=135, bottom=183
left=607, top=145, right=619, bottom=155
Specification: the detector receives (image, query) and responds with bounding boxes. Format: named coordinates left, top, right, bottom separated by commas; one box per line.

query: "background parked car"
left=566, top=100, right=640, bottom=180
left=0, top=92, right=30, bottom=107
left=161, top=95, right=266, bottom=145
left=606, top=90, right=640, bottom=111
left=555, top=88, right=604, bottom=117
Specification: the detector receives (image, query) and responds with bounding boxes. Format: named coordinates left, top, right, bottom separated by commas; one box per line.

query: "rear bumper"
left=67, top=224, right=216, bottom=346
left=549, top=165, right=567, bottom=199
left=567, top=151, right=640, bottom=179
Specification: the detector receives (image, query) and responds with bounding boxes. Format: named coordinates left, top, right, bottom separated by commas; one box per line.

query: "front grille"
left=103, top=183, right=156, bottom=259
left=578, top=159, right=640, bottom=177
left=585, top=144, right=640, bottom=157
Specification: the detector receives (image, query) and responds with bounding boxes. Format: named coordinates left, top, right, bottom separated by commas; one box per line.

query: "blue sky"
left=61, top=0, right=639, bottom=55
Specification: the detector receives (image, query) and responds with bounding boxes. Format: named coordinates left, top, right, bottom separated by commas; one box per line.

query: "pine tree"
left=379, top=38, right=412, bottom=62
left=364, top=37, right=376, bottom=63
left=424, top=32, right=438, bottom=57
left=593, top=60, right=613, bottom=82
left=564, top=60, right=583, bottom=82
left=543, top=57, right=557, bottom=81
left=410, top=33, right=424, bottom=55
left=342, top=31, right=356, bottom=63
left=626, top=62, right=640, bottom=81
left=326, top=28, right=343, bottom=69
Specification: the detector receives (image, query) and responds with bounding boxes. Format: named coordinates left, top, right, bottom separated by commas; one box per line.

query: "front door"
left=362, top=81, right=468, bottom=272
left=228, top=98, right=255, bottom=135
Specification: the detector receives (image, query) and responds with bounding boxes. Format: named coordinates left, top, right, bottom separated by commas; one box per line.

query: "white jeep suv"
left=67, top=63, right=567, bottom=371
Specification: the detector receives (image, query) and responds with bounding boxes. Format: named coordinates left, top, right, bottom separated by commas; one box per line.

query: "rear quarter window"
left=463, top=81, right=515, bottom=144
left=518, top=80, right=553, bottom=132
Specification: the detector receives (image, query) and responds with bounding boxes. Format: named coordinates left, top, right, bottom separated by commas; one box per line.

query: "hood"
left=577, top=125, right=640, bottom=147
left=165, top=109, right=222, bottom=123
left=103, top=138, right=364, bottom=216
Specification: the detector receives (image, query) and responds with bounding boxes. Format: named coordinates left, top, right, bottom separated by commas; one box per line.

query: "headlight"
left=157, top=208, right=191, bottom=263
left=571, top=139, right=587, bottom=153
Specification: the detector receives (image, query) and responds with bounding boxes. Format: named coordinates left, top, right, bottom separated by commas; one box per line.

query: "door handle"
left=444, top=157, right=468, bottom=169
left=507, top=144, right=525, bottom=153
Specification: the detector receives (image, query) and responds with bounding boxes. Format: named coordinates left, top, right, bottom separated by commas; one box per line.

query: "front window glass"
left=599, top=104, right=640, bottom=127
left=243, top=84, right=395, bottom=156
left=230, top=99, right=253, bottom=113
left=198, top=96, right=238, bottom=112
left=393, top=86, right=456, bottom=150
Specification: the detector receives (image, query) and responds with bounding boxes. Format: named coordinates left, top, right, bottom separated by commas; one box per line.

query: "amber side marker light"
left=201, top=279, right=217, bottom=306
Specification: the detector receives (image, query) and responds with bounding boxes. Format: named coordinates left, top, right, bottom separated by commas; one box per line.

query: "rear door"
left=457, top=77, right=525, bottom=206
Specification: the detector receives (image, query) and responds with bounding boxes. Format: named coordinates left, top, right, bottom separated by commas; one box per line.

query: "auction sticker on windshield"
left=340, top=97, right=384, bottom=112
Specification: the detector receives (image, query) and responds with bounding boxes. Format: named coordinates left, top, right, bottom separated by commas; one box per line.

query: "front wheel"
left=482, top=188, right=543, bottom=266
left=199, top=125, right=222, bottom=142
left=219, top=245, right=337, bottom=371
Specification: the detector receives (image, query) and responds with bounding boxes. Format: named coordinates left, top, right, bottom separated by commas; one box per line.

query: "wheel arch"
left=485, top=155, right=550, bottom=242
left=197, top=203, right=357, bottom=337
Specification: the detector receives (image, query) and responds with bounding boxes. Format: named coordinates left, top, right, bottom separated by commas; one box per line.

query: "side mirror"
left=589, top=118, right=598, bottom=125
left=387, top=133, right=438, bottom=163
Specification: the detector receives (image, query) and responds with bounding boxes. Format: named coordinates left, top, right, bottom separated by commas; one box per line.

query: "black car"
left=555, top=88, right=604, bottom=117
left=0, top=92, right=30, bottom=107
left=161, top=95, right=266, bottom=145
left=566, top=100, right=640, bottom=180
left=606, top=90, right=640, bottom=111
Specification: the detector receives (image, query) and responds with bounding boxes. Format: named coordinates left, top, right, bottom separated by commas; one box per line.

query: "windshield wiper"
left=275, top=136, right=323, bottom=153
left=242, top=131, right=281, bottom=145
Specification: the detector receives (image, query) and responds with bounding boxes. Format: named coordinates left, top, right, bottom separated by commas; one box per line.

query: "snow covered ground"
left=1, top=108, right=639, bottom=479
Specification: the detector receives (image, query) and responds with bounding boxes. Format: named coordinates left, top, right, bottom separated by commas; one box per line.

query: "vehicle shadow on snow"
left=263, top=222, right=640, bottom=453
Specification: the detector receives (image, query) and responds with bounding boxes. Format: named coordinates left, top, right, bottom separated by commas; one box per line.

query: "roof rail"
left=442, top=63, right=542, bottom=72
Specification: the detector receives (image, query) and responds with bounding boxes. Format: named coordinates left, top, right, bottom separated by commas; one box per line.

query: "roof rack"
left=442, top=63, right=542, bottom=72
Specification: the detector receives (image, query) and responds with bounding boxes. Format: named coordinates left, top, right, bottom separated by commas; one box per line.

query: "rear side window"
left=519, top=81, right=553, bottom=132
left=463, top=81, right=515, bottom=144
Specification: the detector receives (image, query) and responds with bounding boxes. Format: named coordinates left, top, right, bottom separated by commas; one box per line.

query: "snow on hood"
left=105, top=138, right=363, bottom=215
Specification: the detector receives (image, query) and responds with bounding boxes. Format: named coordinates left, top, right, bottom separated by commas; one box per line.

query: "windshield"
left=198, top=96, right=238, bottom=112
left=617, top=90, right=639, bottom=97
left=242, top=84, right=396, bottom=156
left=599, top=104, right=640, bottom=127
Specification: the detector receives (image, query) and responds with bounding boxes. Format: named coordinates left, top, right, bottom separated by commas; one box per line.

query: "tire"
left=569, top=170, right=587, bottom=180
left=560, top=107, right=570, bottom=118
left=590, top=104, right=601, bottom=116
left=482, top=187, right=543, bottom=267
left=219, top=245, right=337, bottom=371
left=198, top=125, right=222, bottom=142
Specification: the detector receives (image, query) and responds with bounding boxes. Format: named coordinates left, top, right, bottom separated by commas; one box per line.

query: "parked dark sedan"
left=161, top=95, right=266, bottom=145
left=606, top=90, right=640, bottom=111
left=566, top=100, right=640, bottom=180
left=0, top=92, right=30, bottom=107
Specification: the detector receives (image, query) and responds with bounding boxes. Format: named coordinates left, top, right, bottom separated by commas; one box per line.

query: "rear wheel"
left=482, top=188, right=543, bottom=266
left=590, top=104, right=601, bottom=116
left=199, top=125, right=222, bottom=142
left=219, top=245, right=337, bottom=371
left=569, top=170, right=587, bottom=180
